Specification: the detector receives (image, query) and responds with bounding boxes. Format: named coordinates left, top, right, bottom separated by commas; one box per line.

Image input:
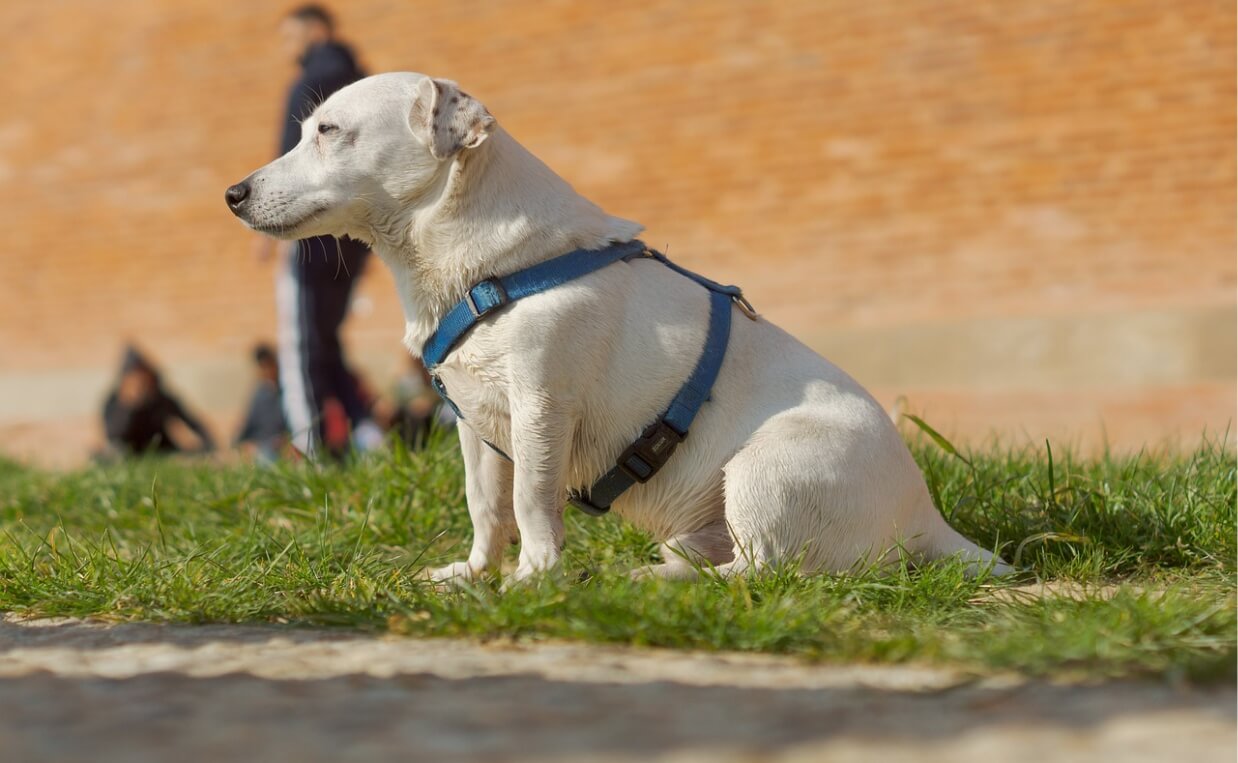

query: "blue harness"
left=421, top=240, right=756, bottom=516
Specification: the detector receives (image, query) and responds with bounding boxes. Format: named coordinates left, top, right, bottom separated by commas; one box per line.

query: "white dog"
left=227, top=72, right=1011, bottom=584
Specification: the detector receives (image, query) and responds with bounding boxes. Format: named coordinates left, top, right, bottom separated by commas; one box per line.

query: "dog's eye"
left=317, top=123, right=338, bottom=135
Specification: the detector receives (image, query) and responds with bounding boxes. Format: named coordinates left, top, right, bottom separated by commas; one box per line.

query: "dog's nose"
left=225, top=181, right=250, bottom=210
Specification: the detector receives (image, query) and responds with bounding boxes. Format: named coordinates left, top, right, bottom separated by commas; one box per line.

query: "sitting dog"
left=226, top=72, right=1011, bottom=584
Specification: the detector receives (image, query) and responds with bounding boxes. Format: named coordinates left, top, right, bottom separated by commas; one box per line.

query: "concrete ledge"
left=811, top=305, right=1236, bottom=389
left=0, top=305, right=1233, bottom=465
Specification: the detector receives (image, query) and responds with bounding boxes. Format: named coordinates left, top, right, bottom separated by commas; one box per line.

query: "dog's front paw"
left=496, top=545, right=561, bottom=590
left=499, top=563, right=539, bottom=593
left=427, top=561, right=478, bottom=588
left=497, top=561, right=565, bottom=593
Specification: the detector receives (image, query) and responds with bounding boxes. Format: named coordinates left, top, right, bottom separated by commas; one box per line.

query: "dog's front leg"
left=428, top=424, right=515, bottom=584
left=507, top=401, right=571, bottom=584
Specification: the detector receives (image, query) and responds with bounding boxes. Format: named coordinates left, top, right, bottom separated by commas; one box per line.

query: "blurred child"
left=385, top=355, right=456, bottom=449
left=234, top=343, right=288, bottom=463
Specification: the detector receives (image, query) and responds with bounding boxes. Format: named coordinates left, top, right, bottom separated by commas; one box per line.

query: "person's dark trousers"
left=276, top=235, right=371, bottom=457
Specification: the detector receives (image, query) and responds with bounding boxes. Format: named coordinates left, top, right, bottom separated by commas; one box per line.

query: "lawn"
left=0, top=424, right=1233, bottom=682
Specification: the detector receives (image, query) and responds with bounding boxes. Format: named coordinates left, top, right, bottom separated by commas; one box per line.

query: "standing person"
left=254, top=4, right=383, bottom=458
left=102, top=347, right=216, bottom=457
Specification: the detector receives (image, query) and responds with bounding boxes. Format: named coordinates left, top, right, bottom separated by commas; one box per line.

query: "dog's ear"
left=410, top=77, right=496, bottom=160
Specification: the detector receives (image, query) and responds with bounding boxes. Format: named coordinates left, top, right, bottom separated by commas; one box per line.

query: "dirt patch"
left=0, top=615, right=1232, bottom=763
left=972, top=580, right=1164, bottom=605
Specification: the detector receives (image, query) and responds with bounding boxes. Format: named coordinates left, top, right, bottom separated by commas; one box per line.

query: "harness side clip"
left=616, top=418, right=685, bottom=483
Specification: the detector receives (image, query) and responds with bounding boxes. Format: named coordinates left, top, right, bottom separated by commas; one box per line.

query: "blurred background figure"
left=0, top=2, right=1231, bottom=466
left=377, top=356, right=458, bottom=450
left=101, top=347, right=216, bottom=458
left=321, top=368, right=381, bottom=456
left=233, top=343, right=287, bottom=463
left=256, top=3, right=383, bottom=459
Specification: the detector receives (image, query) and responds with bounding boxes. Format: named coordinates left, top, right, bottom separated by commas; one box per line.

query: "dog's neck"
left=370, top=128, right=643, bottom=358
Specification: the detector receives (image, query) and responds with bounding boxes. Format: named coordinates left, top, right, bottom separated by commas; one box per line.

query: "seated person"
left=234, top=343, right=288, bottom=463
left=385, top=355, right=457, bottom=449
left=102, top=347, right=216, bottom=456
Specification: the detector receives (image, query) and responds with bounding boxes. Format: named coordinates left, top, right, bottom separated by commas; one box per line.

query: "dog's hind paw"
left=630, top=563, right=703, bottom=582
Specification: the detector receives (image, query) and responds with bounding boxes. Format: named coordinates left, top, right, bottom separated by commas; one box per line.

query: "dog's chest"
left=435, top=336, right=634, bottom=493
left=436, top=350, right=513, bottom=451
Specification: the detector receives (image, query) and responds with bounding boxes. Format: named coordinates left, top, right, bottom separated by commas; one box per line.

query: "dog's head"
left=225, top=72, right=495, bottom=242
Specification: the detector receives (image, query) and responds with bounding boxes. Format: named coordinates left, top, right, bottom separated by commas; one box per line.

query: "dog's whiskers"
left=334, top=236, right=350, bottom=279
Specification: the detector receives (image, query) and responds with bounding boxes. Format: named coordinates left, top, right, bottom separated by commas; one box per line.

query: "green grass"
left=0, top=426, right=1233, bottom=682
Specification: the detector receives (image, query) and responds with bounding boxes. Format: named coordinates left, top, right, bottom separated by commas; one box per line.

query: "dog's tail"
left=907, top=512, right=1015, bottom=578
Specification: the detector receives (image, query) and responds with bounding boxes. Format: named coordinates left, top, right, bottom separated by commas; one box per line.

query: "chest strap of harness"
left=421, top=239, right=757, bottom=516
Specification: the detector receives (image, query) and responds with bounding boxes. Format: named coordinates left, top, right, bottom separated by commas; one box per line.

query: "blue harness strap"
left=422, top=239, right=754, bottom=517
left=422, top=239, right=649, bottom=368
left=567, top=286, right=733, bottom=515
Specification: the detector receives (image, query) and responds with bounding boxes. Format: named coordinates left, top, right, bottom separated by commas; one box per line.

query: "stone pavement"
left=0, top=616, right=1233, bottom=763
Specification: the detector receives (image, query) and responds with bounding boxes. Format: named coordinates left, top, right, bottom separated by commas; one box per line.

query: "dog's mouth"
left=247, top=219, right=307, bottom=237
left=244, top=206, right=331, bottom=238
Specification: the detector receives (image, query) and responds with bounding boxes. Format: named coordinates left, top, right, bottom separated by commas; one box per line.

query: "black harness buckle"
left=566, top=418, right=685, bottom=516
left=567, top=490, right=611, bottom=517
left=616, top=418, right=685, bottom=483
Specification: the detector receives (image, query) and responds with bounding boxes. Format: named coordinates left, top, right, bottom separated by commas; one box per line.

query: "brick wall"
left=0, top=0, right=1233, bottom=463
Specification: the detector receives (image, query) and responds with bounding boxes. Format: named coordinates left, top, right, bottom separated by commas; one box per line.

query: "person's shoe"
left=322, top=398, right=351, bottom=457
left=352, top=418, right=386, bottom=453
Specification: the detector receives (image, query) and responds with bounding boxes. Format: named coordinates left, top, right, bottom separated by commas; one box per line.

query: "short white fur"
left=231, top=72, right=1013, bottom=584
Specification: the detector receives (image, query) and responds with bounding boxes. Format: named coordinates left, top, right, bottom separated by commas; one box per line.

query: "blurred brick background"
left=0, top=0, right=1233, bottom=465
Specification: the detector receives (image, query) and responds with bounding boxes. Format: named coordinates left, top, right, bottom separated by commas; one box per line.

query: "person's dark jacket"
left=103, top=348, right=215, bottom=455
left=104, top=390, right=215, bottom=455
left=279, top=40, right=370, bottom=266
left=280, top=41, right=366, bottom=155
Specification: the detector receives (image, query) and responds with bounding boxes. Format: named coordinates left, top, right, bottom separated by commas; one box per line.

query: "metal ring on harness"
left=732, top=293, right=759, bottom=321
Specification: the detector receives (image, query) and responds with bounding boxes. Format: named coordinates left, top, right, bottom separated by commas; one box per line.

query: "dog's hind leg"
left=631, top=519, right=734, bottom=581
left=717, top=410, right=908, bottom=576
